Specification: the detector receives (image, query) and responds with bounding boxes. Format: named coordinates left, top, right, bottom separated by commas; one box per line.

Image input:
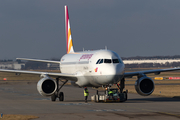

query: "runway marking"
left=59, top=103, right=92, bottom=106
left=35, top=98, right=50, bottom=100
left=88, top=109, right=125, bottom=112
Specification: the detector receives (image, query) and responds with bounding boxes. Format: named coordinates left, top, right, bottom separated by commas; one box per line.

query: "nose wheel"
left=51, top=78, right=68, bottom=102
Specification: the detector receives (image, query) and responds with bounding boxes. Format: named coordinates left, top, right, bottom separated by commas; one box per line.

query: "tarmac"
left=1, top=81, right=180, bottom=120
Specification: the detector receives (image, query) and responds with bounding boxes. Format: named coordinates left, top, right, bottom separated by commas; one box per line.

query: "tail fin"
left=65, top=5, right=74, bottom=54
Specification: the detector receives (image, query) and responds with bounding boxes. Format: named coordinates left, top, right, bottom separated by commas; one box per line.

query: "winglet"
left=65, top=5, right=74, bottom=54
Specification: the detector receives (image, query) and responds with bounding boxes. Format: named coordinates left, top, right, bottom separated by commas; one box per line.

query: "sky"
left=0, top=0, right=180, bottom=60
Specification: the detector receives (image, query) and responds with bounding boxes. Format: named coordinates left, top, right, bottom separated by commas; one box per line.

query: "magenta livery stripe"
left=65, top=5, right=74, bottom=54
left=65, top=6, right=69, bottom=53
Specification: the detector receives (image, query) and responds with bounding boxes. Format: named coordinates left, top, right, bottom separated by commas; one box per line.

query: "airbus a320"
left=0, top=5, right=180, bottom=101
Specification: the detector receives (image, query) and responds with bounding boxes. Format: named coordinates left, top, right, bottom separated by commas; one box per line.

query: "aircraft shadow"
left=63, top=96, right=180, bottom=103
left=64, top=100, right=86, bottom=102
left=126, top=97, right=180, bottom=103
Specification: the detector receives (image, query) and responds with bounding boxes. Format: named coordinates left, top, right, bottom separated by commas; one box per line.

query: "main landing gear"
left=117, top=77, right=128, bottom=101
left=51, top=78, right=68, bottom=102
left=117, top=77, right=125, bottom=93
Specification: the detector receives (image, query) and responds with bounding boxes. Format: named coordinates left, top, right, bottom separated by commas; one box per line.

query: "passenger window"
left=104, top=59, right=111, bottom=63
left=113, top=59, right=119, bottom=63
left=96, top=59, right=100, bottom=64
left=99, top=59, right=103, bottom=64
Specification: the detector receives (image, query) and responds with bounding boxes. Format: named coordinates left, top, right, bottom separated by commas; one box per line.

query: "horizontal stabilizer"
left=16, top=58, right=60, bottom=64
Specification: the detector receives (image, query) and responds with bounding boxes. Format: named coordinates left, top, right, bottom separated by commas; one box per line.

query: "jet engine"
left=135, top=76, right=154, bottom=96
left=37, top=77, right=57, bottom=97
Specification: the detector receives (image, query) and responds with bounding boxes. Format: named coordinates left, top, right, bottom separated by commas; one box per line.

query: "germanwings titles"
left=0, top=5, right=180, bottom=101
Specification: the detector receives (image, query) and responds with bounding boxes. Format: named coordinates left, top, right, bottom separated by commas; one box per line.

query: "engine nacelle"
left=37, top=77, right=57, bottom=97
left=135, top=76, right=154, bottom=96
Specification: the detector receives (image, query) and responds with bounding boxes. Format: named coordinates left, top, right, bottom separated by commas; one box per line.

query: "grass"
left=125, top=85, right=180, bottom=98
left=1, top=114, right=38, bottom=120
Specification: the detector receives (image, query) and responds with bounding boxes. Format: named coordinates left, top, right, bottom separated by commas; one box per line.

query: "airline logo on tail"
left=65, top=5, right=74, bottom=54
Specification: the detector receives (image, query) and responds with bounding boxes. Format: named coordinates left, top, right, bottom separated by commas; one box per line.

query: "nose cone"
left=105, top=64, right=125, bottom=75
left=94, top=63, right=125, bottom=85
left=116, top=63, right=125, bottom=75
left=100, top=64, right=125, bottom=84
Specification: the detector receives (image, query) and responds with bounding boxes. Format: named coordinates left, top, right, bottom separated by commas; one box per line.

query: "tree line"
left=1, top=56, right=180, bottom=69
left=125, top=62, right=180, bottom=68
left=122, top=55, right=180, bottom=60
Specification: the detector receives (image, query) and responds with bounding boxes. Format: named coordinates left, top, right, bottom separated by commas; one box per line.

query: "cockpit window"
left=96, top=59, right=122, bottom=64
left=99, top=59, right=103, bottom=64
left=104, top=59, right=111, bottom=63
left=113, top=59, right=119, bottom=63
left=96, top=59, right=100, bottom=64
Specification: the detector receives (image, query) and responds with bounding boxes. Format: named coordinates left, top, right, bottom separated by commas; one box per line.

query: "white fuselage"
left=60, top=49, right=125, bottom=87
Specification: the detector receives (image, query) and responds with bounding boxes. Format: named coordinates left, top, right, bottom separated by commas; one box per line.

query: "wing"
left=16, top=58, right=60, bottom=64
left=0, top=69, right=77, bottom=81
left=124, top=67, right=180, bottom=78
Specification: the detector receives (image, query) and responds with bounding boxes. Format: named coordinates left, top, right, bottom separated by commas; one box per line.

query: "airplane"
left=0, top=5, right=180, bottom=102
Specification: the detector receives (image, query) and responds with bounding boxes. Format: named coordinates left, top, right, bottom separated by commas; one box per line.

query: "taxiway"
left=0, top=81, right=180, bottom=120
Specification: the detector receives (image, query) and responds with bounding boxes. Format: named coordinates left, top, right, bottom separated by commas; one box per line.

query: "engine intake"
left=37, top=77, right=57, bottom=97
left=135, top=76, right=154, bottom=96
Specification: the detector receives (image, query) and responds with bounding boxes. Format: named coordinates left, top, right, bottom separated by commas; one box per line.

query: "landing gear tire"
left=59, top=92, right=64, bottom=101
left=51, top=93, right=57, bottom=101
left=95, top=95, right=99, bottom=102
left=123, top=91, right=128, bottom=101
left=51, top=78, right=68, bottom=102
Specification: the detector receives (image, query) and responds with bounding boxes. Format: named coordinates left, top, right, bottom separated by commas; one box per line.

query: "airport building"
left=0, top=59, right=179, bottom=70
left=47, top=63, right=59, bottom=70
left=0, top=61, right=25, bottom=70
left=123, top=59, right=180, bottom=64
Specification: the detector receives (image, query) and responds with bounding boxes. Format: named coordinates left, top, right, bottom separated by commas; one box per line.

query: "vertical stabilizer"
left=65, top=5, right=74, bottom=54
